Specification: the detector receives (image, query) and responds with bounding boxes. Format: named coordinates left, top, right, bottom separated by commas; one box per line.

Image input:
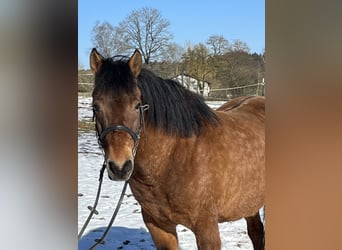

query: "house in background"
left=173, top=74, right=210, bottom=97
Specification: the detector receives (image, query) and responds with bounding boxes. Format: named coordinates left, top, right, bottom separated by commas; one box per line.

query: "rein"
left=78, top=103, right=149, bottom=249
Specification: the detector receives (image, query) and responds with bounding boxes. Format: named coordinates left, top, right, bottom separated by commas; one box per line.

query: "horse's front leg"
left=193, top=217, right=221, bottom=250
left=141, top=209, right=178, bottom=250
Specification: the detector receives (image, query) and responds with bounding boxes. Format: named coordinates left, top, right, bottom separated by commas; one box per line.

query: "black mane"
left=94, top=58, right=219, bottom=137
left=138, top=69, right=218, bottom=137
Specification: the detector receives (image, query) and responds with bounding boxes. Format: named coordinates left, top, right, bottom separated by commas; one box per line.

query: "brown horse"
left=90, top=48, right=265, bottom=250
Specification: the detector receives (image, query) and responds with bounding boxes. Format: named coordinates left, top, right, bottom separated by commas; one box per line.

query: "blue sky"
left=78, top=0, right=264, bottom=68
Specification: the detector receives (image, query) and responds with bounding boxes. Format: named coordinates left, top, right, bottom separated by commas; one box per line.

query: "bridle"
left=96, top=103, right=150, bottom=157
left=78, top=102, right=149, bottom=249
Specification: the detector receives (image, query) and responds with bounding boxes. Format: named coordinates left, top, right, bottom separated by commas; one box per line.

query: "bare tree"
left=206, top=35, right=229, bottom=55
left=91, top=21, right=129, bottom=57
left=231, top=39, right=250, bottom=53
left=161, top=43, right=184, bottom=63
left=118, top=7, right=173, bottom=64
left=91, top=21, right=116, bottom=57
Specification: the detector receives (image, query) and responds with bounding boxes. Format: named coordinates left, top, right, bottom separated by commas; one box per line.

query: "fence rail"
left=78, top=83, right=93, bottom=86
left=78, top=82, right=94, bottom=92
left=208, top=82, right=265, bottom=101
left=78, top=82, right=266, bottom=99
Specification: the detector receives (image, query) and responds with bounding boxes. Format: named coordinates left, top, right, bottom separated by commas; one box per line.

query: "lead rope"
left=78, top=163, right=128, bottom=249
left=79, top=103, right=149, bottom=249
left=78, top=161, right=106, bottom=240
left=88, top=181, right=128, bottom=249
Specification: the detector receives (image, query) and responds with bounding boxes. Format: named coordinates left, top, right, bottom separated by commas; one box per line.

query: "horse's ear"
left=128, top=49, right=142, bottom=79
left=90, top=48, right=103, bottom=74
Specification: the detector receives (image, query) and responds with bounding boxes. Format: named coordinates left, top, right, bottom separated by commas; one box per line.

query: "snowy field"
left=78, top=95, right=263, bottom=250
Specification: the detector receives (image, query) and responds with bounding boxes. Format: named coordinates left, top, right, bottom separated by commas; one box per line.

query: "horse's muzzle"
left=107, top=159, right=133, bottom=181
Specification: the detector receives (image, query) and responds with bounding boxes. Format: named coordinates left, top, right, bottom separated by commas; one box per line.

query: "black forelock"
left=93, top=57, right=136, bottom=95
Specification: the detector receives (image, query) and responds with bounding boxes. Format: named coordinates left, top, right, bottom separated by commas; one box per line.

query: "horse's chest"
left=130, top=181, right=170, bottom=212
left=130, top=179, right=200, bottom=227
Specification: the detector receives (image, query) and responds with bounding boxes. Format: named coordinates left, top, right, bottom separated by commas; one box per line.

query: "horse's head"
left=90, top=48, right=145, bottom=181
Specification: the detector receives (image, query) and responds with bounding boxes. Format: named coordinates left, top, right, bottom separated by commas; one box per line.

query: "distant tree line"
left=79, top=7, right=265, bottom=96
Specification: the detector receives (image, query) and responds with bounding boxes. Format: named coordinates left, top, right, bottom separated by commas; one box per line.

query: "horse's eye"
left=92, top=104, right=99, bottom=112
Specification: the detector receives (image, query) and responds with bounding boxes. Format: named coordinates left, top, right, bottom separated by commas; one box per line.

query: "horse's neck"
left=133, top=127, right=179, bottom=181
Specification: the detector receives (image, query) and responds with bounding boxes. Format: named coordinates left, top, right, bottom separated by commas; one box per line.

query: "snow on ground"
left=78, top=95, right=263, bottom=249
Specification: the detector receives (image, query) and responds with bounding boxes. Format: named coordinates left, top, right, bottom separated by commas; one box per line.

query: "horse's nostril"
left=108, top=161, right=119, bottom=174
left=122, top=160, right=133, bottom=174
left=108, top=160, right=133, bottom=177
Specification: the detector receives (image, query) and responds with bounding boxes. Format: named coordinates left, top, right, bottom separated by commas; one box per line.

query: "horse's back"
left=217, top=96, right=265, bottom=121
